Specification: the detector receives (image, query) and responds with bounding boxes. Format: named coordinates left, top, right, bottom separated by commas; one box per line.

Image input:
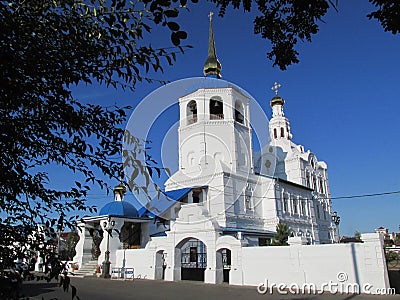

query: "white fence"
left=114, top=233, right=390, bottom=294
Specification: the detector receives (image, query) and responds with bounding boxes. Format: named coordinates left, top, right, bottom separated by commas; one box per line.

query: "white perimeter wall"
left=115, top=249, right=154, bottom=279
left=114, top=233, right=390, bottom=294
left=241, top=233, right=390, bottom=293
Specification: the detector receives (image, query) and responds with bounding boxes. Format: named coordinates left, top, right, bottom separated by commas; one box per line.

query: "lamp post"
left=331, top=211, right=341, bottom=243
left=102, top=217, right=115, bottom=278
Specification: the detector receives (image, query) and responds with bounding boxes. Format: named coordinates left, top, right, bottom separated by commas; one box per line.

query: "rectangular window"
left=283, top=194, right=288, bottom=213
left=301, top=199, right=306, bottom=216
left=189, top=247, right=198, bottom=262
left=293, top=198, right=298, bottom=214
left=192, top=189, right=202, bottom=203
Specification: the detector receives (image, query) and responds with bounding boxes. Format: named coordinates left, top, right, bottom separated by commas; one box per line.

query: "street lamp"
left=102, top=217, right=115, bottom=278
left=331, top=211, right=341, bottom=243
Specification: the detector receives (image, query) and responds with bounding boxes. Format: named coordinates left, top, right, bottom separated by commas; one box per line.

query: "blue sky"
left=68, top=0, right=399, bottom=236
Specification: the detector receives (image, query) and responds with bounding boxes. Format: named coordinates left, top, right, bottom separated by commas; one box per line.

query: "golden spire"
left=203, top=12, right=222, bottom=78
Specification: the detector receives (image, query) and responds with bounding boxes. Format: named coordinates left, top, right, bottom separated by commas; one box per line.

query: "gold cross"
left=208, top=11, right=214, bottom=22
left=271, top=82, right=281, bottom=95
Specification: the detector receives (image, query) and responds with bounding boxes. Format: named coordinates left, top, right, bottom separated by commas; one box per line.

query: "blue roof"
left=138, top=187, right=193, bottom=217
left=99, top=201, right=139, bottom=218
left=150, top=231, right=167, bottom=237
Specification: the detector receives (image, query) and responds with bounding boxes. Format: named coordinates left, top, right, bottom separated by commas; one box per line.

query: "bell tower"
left=269, top=82, right=292, bottom=142
left=173, top=15, right=253, bottom=179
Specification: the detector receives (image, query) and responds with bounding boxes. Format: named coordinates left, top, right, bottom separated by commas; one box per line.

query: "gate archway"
left=177, top=238, right=207, bottom=281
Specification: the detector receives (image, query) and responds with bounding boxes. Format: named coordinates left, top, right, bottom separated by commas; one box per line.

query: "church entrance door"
left=179, top=238, right=207, bottom=281
left=155, top=250, right=167, bottom=280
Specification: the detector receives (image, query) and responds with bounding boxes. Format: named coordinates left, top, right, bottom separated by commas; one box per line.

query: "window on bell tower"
left=234, top=100, right=244, bottom=124
left=192, top=189, right=202, bottom=203
left=280, top=127, right=284, bottom=138
left=186, top=100, right=197, bottom=125
left=210, top=98, right=223, bottom=120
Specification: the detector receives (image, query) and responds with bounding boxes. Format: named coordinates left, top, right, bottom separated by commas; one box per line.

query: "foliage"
left=208, top=0, right=400, bottom=69
left=270, top=222, right=291, bottom=246
left=354, top=231, right=361, bottom=240
left=64, top=232, right=80, bottom=260
left=1, top=0, right=191, bottom=298
left=91, top=229, right=104, bottom=260
left=367, top=0, right=400, bottom=34
left=1, top=0, right=189, bottom=255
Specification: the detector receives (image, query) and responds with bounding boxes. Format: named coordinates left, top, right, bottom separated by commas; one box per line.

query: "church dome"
left=99, top=201, right=139, bottom=218
left=270, top=95, right=285, bottom=107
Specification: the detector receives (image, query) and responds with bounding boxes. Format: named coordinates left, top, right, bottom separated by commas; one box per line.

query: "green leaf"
left=167, top=21, right=180, bottom=31
left=164, top=9, right=179, bottom=18
left=171, top=32, right=180, bottom=46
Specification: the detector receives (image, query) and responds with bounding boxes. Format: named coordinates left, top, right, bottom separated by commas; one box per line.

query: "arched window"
left=234, top=100, right=244, bottom=124
left=306, top=172, right=311, bottom=188
left=210, top=97, right=223, bottom=120
left=274, top=128, right=277, bottom=139
left=313, top=175, right=317, bottom=191
left=245, top=185, right=253, bottom=212
left=280, top=127, right=285, bottom=137
left=319, top=178, right=325, bottom=194
left=186, top=100, right=197, bottom=125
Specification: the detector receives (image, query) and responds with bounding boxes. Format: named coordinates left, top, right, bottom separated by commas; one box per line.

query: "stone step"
left=72, top=260, right=98, bottom=278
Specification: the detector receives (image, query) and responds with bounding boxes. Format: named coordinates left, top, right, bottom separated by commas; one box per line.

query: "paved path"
left=20, top=277, right=399, bottom=300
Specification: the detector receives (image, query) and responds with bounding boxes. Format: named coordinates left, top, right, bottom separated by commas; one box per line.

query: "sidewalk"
left=20, top=277, right=400, bottom=300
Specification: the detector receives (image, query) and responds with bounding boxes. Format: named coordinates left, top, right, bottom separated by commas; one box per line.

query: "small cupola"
left=99, top=182, right=138, bottom=218
left=269, top=82, right=292, bottom=140
left=113, top=181, right=127, bottom=202
left=270, top=82, right=285, bottom=107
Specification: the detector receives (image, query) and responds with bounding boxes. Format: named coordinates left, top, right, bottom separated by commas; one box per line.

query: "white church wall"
left=115, top=248, right=155, bottom=279
left=254, top=176, right=279, bottom=232
left=240, top=233, right=390, bottom=294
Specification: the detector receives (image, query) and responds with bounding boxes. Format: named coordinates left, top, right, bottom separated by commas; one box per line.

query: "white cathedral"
left=73, top=16, right=338, bottom=283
